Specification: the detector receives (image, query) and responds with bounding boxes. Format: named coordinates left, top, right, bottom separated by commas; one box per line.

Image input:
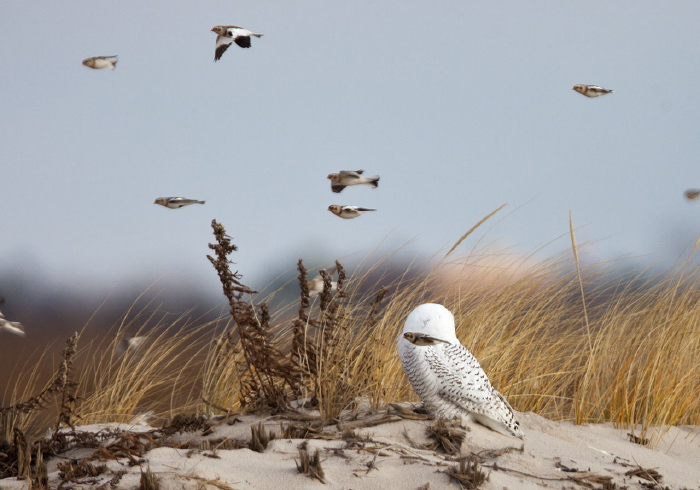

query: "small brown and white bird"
left=328, top=204, right=376, bottom=219
left=403, top=332, right=449, bottom=346
left=128, top=410, right=155, bottom=426
left=0, top=309, right=25, bottom=337
left=117, top=336, right=147, bottom=355
left=684, top=189, right=700, bottom=201
left=327, top=170, right=380, bottom=193
left=211, top=25, right=263, bottom=61
left=572, top=84, right=613, bottom=98
left=307, top=266, right=338, bottom=297
left=82, top=55, right=118, bottom=70
left=154, top=197, right=205, bottom=209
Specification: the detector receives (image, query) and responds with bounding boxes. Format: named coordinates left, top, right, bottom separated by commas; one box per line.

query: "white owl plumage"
left=398, top=303, right=524, bottom=439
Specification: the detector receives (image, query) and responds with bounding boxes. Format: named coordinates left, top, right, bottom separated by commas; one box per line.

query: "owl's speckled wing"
left=430, top=343, right=494, bottom=406
left=399, top=341, right=491, bottom=415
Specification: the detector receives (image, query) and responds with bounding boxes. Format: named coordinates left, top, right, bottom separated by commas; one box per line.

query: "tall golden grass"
left=3, top=215, right=700, bottom=449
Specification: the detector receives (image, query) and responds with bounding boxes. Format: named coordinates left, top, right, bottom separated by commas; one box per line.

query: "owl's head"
left=401, top=303, right=458, bottom=342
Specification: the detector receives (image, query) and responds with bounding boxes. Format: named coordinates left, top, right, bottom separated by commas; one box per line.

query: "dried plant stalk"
left=207, top=220, right=300, bottom=410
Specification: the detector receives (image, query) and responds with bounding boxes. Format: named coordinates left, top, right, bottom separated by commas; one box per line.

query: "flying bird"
left=154, top=197, right=205, bottom=209
left=82, top=55, right=118, bottom=70
left=117, top=336, right=147, bottom=355
left=572, top=84, right=613, bottom=98
left=0, top=309, right=25, bottom=337
left=398, top=303, right=524, bottom=439
left=684, top=189, right=700, bottom=201
left=307, top=266, right=338, bottom=297
left=327, top=204, right=376, bottom=219
left=128, top=410, right=155, bottom=426
left=211, top=25, right=263, bottom=61
left=327, top=170, right=380, bottom=193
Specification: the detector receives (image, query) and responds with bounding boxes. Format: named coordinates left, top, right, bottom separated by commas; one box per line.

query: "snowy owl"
left=398, top=303, right=524, bottom=439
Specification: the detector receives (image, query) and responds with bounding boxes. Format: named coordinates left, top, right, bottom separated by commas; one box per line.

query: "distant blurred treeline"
left=0, top=257, right=425, bottom=402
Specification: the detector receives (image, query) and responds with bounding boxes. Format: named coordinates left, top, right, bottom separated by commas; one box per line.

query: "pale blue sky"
left=2, top=1, right=700, bottom=298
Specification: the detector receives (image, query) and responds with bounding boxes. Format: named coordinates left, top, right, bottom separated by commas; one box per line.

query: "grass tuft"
left=140, top=465, right=161, bottom=490
left=447, top=455, right=489, bottom=489
left=249, top=421, right=275, bottom=452
left=426, top=419, right=466, bottom=455
left=295, top=444, right=325, bottom=483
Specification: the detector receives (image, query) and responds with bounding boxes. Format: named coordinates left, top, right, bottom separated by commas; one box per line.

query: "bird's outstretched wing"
left=338, top=170, right=364, bottom=177
left=234, top=35, right=252, bottom=48
left=215, top=35, right=233, bottom=61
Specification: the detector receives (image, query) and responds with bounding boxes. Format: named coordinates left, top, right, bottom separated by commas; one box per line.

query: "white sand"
left=3, top=408, right=699, bottom=489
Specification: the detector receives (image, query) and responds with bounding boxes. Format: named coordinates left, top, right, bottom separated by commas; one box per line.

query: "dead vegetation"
left=625, top=465, right=663, bottom=483
left=295, top=441, right=325, bottom=484
left=425, top=419, right=466, bottom=455
left=206, top=220, right=302, bottom=411
left=447, top=455, right=489, bottom=489
left=203, top=220, right=390, bottom=423
left=139, top=465, right=160, bottom=490
left=248, top=421, right=275, bottom=452
left=1, top=332, right=80, bottom=486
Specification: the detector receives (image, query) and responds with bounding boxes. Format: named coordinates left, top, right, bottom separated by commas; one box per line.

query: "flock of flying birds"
left=79, top=24, right=698, bottom=214
left=84, top=27, right=386, bottom=219
left=1, top=26, right=387, bottom=338
left=151, top=169, right=382, bottom=217
left=82, top=25, right=264, bottom=69
left=7, top=23, right=699, bottom=441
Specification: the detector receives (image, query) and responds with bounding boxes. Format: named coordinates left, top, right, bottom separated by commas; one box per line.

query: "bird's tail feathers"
left=482, top=390, right=524, bottom=438
left=471, top=412, right=513, bottom=437
left=197, top=200, right=206, bottom=204
left=111, top=59, right=118, bottom=69
left=368, top=176, right=380, bottom=188
left=494, top=390, right=516, bottom=413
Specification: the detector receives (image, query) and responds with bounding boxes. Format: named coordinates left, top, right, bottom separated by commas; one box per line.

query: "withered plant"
left=447, top=455, right=489, bottom=489
left=206, top=220, right=301, bottom=411
left=295, top=445, right=325, bottom=484
left=248, top=421, right=275, bottom=452
left=140, top=465, right=161, bottom=490
left=0, top=332, right=80, bottom=483
left=425, top=418, right=466, bottom=455
left=292, top=257, right=403, bottom=422
left=292, top=259, right=354, bottom=420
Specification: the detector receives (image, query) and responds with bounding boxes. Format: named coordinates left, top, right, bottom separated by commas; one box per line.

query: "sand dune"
left=2, top=404, right=698, bottom=489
